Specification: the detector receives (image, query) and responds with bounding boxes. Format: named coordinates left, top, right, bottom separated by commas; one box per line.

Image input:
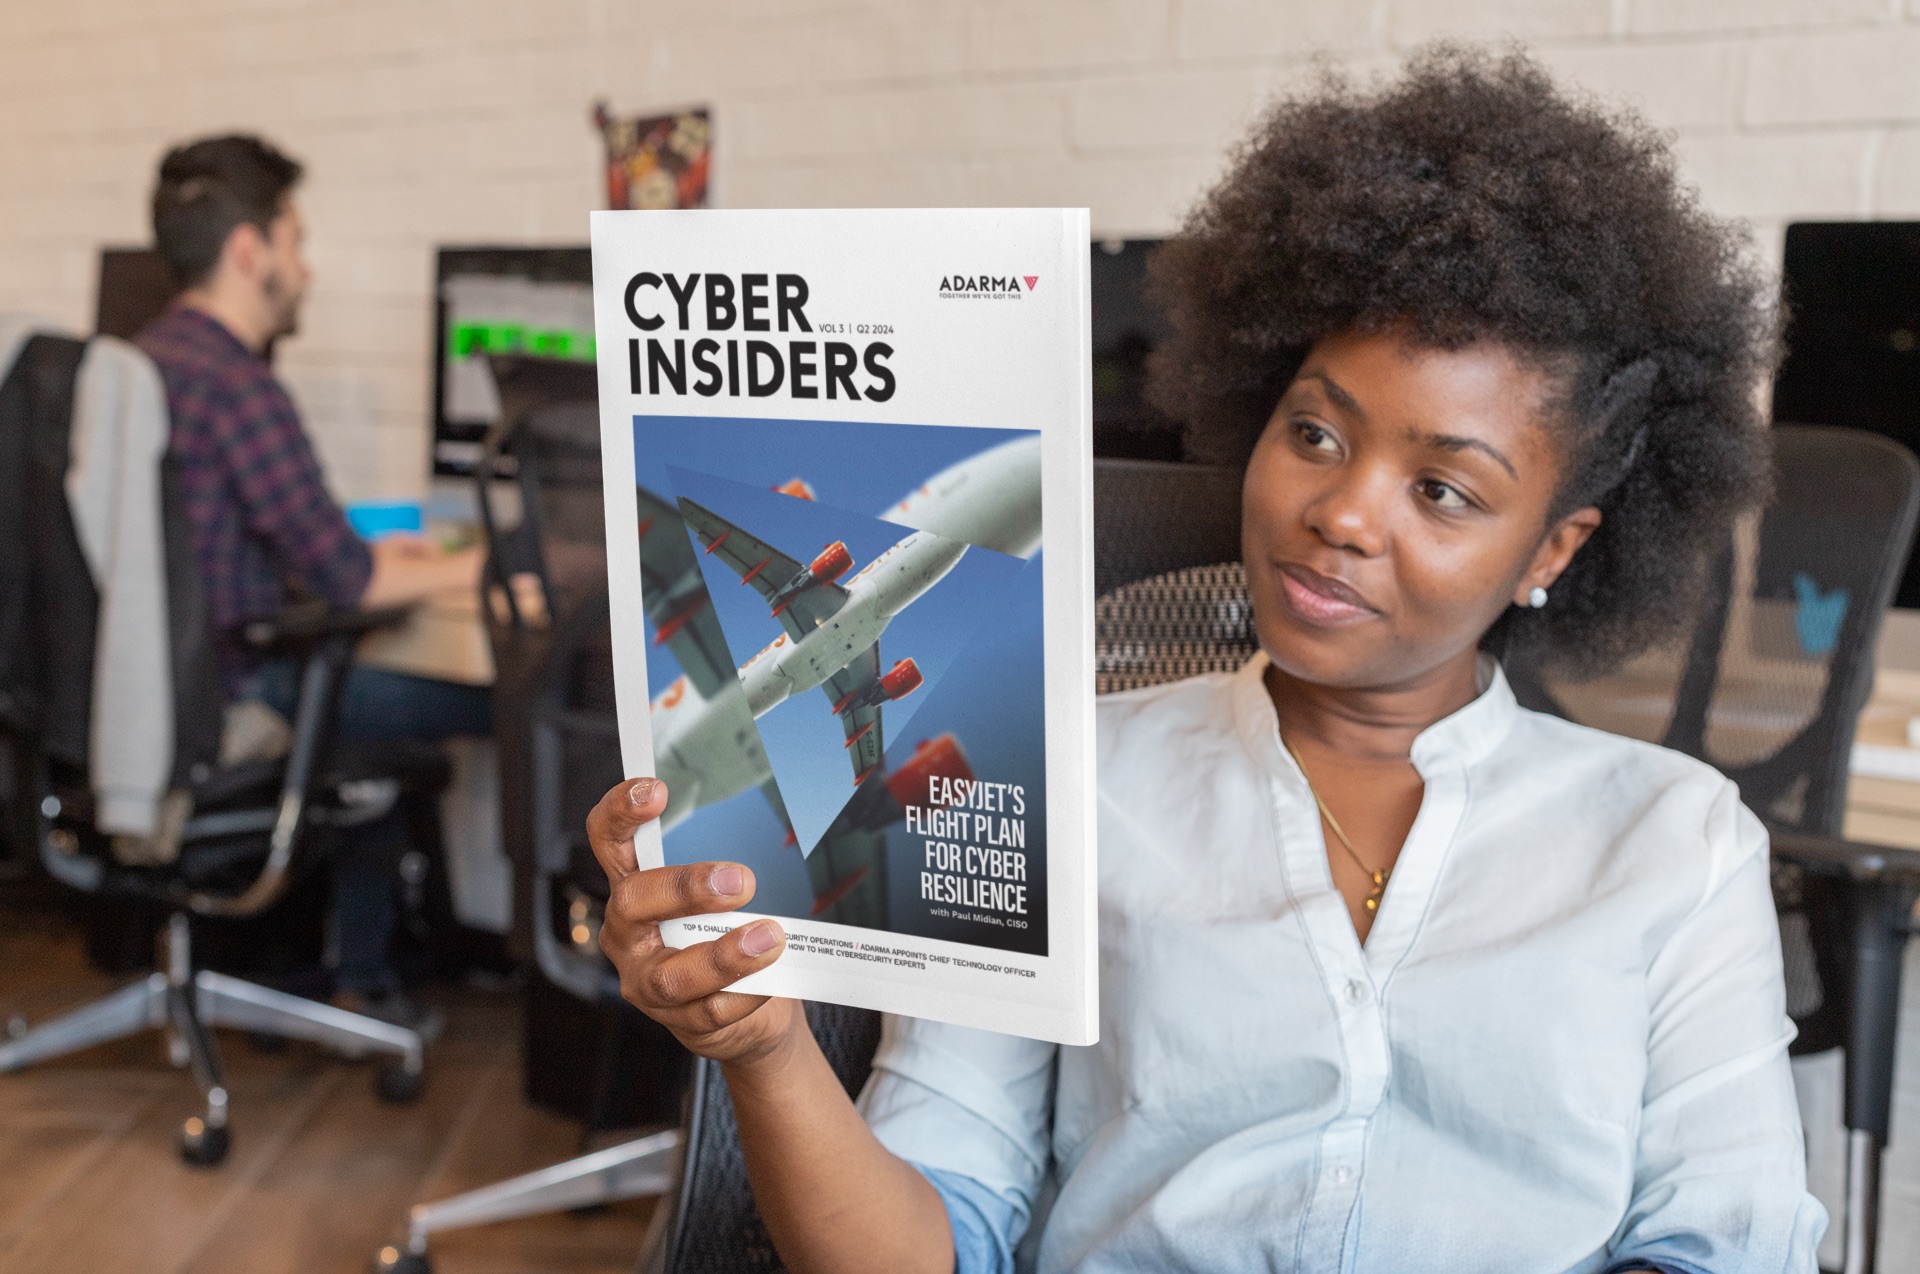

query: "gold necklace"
left=1281, top=738, right=1390, bottom=913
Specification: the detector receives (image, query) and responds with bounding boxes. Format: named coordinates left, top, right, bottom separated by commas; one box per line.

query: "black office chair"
left=641, top=1002, right=882, bottom=1273
left=0, top=333, right=443, bottom=1167
left=377, top=357, right=689, bottom=1274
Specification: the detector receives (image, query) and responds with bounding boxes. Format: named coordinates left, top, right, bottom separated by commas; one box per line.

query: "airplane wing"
left=676, top=497, right=848, bottom=642
left=820, top=643, right=886, bottom=787
left=636, top=485, right=733, bottom=699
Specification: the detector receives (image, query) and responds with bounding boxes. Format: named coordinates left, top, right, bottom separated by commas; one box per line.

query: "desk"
left=1849, top=611, right=1920, bottom=849
left=356, top=589, right=497, bottom=685
left=353, top=578, right=547, bottom=687
left=1848, top=668, right=1920, bottom=848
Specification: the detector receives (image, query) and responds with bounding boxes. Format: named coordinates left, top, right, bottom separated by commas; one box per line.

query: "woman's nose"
left=1303, top=467, right=1389, bottom=557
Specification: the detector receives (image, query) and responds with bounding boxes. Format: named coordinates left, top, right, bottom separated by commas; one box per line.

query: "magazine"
left=590, top=209, right=1096, bottom=1045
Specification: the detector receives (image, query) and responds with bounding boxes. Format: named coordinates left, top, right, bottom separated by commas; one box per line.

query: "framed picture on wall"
left=592, top=103, right=711, bottom=210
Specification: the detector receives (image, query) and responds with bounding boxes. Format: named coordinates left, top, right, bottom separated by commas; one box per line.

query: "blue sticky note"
left=1792, top=572, right=1849, bottom=657
left=345, top=501, right=423, bottom=541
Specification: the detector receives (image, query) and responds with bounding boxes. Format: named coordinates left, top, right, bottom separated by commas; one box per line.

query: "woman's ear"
left=1513, top=506, right=1602, bottom=607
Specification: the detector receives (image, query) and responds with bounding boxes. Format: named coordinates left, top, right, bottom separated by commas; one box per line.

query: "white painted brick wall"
left=8, top=0, right=1915, bottom=502
left=3, top=1, right=1920, bottom=1258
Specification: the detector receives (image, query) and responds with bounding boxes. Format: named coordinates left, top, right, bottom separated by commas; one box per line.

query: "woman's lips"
left=1273, top=562, right=1379, bottom=626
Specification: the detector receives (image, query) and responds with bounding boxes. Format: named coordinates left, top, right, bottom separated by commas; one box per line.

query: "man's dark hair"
left=151, top=134, right=304, bottom=287
left=1146, top=46, right=1778, bottom=678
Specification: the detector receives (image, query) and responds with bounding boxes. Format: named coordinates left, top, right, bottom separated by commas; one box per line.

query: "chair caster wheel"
left=376, top=1062, right=423, bottom=1104
left=371, top=1244, right=431, bottom=1274
left=178, top=1116, right=230, bottom=1167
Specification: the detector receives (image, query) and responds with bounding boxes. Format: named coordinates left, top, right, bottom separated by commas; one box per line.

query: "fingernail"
left=740, top=921, right=779, bottom=957
left=628, top=778, right=657, bottom=808
left=709, top=865, right=745, bottom=897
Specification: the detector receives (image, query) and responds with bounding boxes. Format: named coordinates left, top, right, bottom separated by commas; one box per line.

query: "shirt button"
left=1344, top=979, right=1371, bottom=1006
left=1330, top=1165, right=1353, bottom=1184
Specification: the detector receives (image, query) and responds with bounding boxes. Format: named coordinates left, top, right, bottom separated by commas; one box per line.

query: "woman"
left=587, top=49, right=1825, bottom=1274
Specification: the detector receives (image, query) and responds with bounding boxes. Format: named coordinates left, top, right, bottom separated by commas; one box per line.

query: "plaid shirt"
left=137, top=305, right=372, bottom=698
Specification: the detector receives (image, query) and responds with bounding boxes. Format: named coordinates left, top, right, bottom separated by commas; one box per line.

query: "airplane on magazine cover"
left=635, top=434, right=1041, bottom=926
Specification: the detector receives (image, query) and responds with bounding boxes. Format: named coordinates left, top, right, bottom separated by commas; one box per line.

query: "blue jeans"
left=248, top=662, right=492, bottom=994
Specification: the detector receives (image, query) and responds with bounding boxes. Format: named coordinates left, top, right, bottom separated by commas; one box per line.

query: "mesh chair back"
left=657, top=1004, right=884, bottom=1273
left=476, top=361, right=623, bottom=875
left=1092, top=458, right=1243, bottom=599
left=1092, top=459, right=1251, bottom=691
left=473, top=358, right=625, bottom=995
left=510, top=397, right=624, bottom=868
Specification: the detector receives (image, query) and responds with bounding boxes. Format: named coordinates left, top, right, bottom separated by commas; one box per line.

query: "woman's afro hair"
left=1146, top=46, right=1779, bottom=678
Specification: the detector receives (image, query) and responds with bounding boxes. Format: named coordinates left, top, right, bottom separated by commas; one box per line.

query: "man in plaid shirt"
left=137, top=135, right=488, bottom=1023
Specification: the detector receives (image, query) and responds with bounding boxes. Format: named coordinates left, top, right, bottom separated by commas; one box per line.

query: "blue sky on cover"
left=631, top=414, right=1035, bottom=521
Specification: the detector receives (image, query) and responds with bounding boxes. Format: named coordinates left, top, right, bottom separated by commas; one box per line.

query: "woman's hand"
left=587, top=777, right=801, bottom=1068
left=587, top=776, right=955, bottom=1274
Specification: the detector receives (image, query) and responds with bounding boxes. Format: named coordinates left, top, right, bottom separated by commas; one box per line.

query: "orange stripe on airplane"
left=740, top=557, right=772, bottom=585
left=703, top=529, right=731, bottom=554
left=651, top=599, right=705, bottom=645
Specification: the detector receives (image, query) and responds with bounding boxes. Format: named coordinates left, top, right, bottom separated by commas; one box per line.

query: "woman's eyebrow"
left=1300, top=371, right=1364, bottom=418
left=1416, top=431, right=1518, bottom=480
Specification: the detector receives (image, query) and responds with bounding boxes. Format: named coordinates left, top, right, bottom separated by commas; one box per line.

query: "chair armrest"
left=239, top=601, right=412, bottom=652
left=1768, top=825, right=1920, bottom=883
left=186, top=619, right=374, bottom=919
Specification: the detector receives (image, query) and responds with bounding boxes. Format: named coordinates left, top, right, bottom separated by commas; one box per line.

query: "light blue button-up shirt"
left=858, top=654, right=1826, bottom=1273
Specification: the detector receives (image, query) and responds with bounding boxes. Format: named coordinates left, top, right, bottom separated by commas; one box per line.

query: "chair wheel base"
left=371, top=1245, right=431, bottom=1274
left=178, top=1117, right=230, bottom=1167
left=376, top=1062, right=424, bottom=1104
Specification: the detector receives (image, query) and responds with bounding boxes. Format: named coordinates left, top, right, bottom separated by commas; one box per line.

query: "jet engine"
left=879, top=658, right=923, bottom=700
left=808, top=540, right=853, bottom=583
left=769, top=540, right=856, bottom=617
left=831, top=658, right=924, bottom=715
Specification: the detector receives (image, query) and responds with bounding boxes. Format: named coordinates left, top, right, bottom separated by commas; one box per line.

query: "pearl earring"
left=1528, top=586, right=1548, bottom=609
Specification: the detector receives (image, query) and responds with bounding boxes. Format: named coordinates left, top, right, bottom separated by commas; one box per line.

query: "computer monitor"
left=432, top=246, right=594, bottom=476
left=1773, top=222, right=1920, bottom=604
left=1090, top=238, right=1181, bottom=461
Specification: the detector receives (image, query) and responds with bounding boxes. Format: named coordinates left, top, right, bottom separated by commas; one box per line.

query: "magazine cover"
left=590, top=209, right=1096, bottom=1045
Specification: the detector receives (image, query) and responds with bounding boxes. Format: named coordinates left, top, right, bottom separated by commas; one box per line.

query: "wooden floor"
left=0, top=887, right=655, bottom=1274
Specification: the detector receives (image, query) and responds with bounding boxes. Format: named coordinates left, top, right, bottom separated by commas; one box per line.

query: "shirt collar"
left=1230, top=649, right=1519, bottom=778
left=164, top=302, right=263, bottom=363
